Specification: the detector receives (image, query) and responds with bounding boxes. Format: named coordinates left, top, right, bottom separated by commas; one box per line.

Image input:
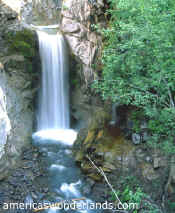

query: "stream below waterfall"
left=32, top=131, right=101, bottom=213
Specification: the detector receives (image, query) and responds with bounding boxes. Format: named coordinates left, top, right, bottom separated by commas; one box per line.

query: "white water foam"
left=32, top=129, right=77, bottom=145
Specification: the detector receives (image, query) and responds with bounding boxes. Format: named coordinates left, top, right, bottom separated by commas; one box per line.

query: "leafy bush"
left=110, top=186, right=161, bottom=213
left=93, top=0, right=175, bottom=153
left=109, top=186, right=144, bottom=211
left=167, top=200, right=175, bottom=211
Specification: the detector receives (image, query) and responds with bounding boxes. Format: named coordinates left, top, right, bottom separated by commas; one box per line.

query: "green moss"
left=6, top=29, right=35, bottom=59
left=5, top=29, right=38, bottom=75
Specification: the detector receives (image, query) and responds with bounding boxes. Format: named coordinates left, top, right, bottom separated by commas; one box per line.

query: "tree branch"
left=86, top=155, right=129, bottom=213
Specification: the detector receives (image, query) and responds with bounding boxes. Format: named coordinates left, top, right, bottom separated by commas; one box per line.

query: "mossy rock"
left=6, top=29, right=36, bottom=59
left=88, top=107, right=111, bottom=131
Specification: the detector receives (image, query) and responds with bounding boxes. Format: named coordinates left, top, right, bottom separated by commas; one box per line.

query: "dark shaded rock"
left=0, top=145, right=45, bottom=213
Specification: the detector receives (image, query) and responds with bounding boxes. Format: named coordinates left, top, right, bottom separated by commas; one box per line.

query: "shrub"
left=93, top=0, right=175, bottom=153
left=110, top=186, right=161, bottom=213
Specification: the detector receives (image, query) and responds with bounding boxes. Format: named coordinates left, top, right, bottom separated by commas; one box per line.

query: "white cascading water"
left=37, top=30, right=69, bottom=130
left=33, top=30, right=77, bottom=144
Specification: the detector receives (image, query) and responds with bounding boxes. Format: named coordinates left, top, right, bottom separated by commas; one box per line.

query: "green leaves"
left=93, top=0, right=175, bottom=153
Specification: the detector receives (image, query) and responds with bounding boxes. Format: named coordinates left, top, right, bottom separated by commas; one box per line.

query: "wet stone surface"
left=0, top=144, right=48, bottom=213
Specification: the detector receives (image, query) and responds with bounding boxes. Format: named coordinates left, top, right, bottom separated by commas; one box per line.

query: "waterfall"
left=37, top=30, right=69, bottom=130
left=33, top=30, right=76, bottom=145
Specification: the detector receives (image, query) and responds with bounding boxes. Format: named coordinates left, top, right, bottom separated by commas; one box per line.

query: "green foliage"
left=122, top=186, right=143, bottom=204
left=6, top=29, right=35, bottom=59
left=167, top=200, right=175, bottom=211
left=62, top=5, right=69, bottom=10
left=110, top=186, right=144, bottom=203
left=6, top=29, right=36, bottom=74
left=93, top=0, right=175, bottom=153
left=110, top=185, right=161, bottom=212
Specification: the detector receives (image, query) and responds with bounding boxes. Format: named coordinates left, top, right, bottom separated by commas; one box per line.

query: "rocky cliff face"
left=61, top=0, right=106, bottom=82
left=60, top=0, right=107, bottom=127
left=0, top=1, right=35, bottom=180
left=20, top=0, right=61, bottom=26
